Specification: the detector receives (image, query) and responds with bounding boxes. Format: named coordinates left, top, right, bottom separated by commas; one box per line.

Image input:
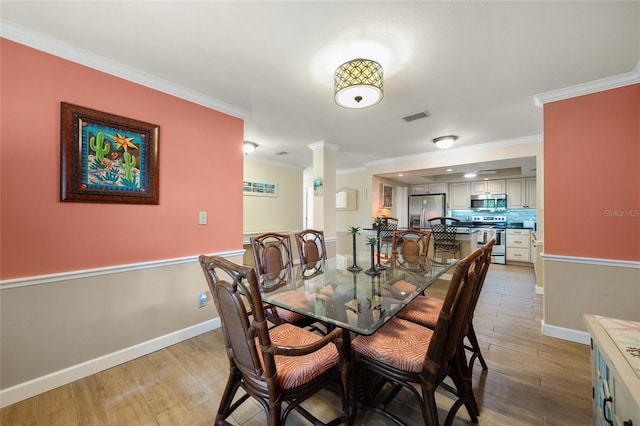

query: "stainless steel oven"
left=476, top=228, right=506, bottom=264
left=472, top=215, right=506, bottom=264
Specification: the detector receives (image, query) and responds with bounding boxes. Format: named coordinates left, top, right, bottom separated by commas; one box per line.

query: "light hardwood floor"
left=1, top=264, right=593, bottom=425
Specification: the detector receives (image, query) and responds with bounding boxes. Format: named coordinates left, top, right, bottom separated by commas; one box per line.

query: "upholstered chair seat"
left=259, top=323, right=341, bottom=389
left=396, top=296, right=441, bottom=328
left=352, top=317, right=434, bottom=374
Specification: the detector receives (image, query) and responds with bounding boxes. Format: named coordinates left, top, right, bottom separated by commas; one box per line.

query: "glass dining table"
left=259, top=255, right=458, bottom=339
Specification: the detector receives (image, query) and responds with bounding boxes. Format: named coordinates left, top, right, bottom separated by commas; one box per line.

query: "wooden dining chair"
left=295, top=229, right=327, bottom=265
left=249, top=232, right=313, bottom=326
left=390, top=229, right=431, bottom=270
left=397, top=239, right=495, bottom=376
left=198, top=255, right=349, bottom=426
left=350, top=248, right=485, bottom=425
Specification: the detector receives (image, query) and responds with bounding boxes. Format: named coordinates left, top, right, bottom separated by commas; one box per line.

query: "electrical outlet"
left=198, top=211, right=208, bottom=225
left=198, top=292, right=208, bottom=308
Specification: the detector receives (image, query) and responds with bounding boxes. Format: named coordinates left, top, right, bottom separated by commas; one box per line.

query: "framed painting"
left=243, top=180, right=277, bottom=197
left=60, top=102, right=160, bottom=204
left=382, top=183, right=393, bottom=208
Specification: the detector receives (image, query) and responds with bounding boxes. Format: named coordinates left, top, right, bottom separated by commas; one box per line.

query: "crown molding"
left=534, top=61, right=640, bottom=107
left=308, top=141, right=342, bottom=152
left=1, top=20, right=250, bottom=119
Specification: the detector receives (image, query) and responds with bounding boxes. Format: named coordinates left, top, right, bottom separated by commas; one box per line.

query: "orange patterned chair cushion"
left=258, top=323, right=340, bottom=389
left=270, top=290, right=314, bottom=324
left=392, top=279, right=418, bottom=294
left=276, top=308, right=309, bottom=324
left=396, top=295, right=443, bottom=329
left=352, top=317, right=433, bottom=373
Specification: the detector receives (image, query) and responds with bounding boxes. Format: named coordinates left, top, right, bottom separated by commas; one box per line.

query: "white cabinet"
left=507, top=177, right=536, bottom=208
left=526, top=177, right=536, bottom=209
left=411, top=183, right=448, bottom=195
left=584, top=315, right=640, bottom=426
left=506, top=229, right=531, bottom=262
left=470, top=179, right=505, bottom=196
left=449, top=182, right=470, bottom=209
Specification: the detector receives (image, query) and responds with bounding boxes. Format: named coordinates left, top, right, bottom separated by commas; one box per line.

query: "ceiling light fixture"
left=464, top=172, right=477, bottom=178
left=432, top=135, right=458, bottom=150
left=243, top=141, right=258, bottom=155
left=334, top=58, right=383, bottom=109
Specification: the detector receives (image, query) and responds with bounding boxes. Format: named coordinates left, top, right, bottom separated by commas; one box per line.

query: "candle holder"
left=365, top=236, right=380, bottom=276
left=347, top=226, right=362, bottom=272
left=375, top=219, right=387, bottom=270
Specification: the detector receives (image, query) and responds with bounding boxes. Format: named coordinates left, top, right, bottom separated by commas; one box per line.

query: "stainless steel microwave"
left=470, top=194, right=507, bottom=210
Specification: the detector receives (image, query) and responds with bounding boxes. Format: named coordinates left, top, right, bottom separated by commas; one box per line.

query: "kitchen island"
left=349, top=227, right=479, bottom=260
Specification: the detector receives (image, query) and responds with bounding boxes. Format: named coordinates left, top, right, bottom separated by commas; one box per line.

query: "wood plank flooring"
left=1, top=264, right=593, bottom=425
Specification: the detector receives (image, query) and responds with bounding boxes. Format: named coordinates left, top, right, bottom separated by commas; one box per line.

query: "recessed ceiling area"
left=378, top=157, right=537, bottom=185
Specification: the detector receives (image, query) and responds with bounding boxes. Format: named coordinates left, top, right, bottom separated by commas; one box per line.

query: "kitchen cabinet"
left=411, top=183, right=448, bottom=196
left=506, top=229, right=531, bottom=262
left=526, top=177, right=536, bottom=208
left=470, top=179, right=505, bottom=196
left=507, top=177, right=536, bottom=208
left=584, top=315, right=640, bottom=426
left=448, top=182, right=470, bottom=209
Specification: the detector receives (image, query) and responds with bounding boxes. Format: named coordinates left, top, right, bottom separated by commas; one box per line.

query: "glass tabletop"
left=260, top=255, right=458, bottom=335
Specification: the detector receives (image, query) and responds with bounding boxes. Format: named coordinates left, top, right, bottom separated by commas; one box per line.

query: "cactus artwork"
left=89, top=132, right=110, bottom=162
left=86, top=134, right=140, bottom=189
left=61, top=102, right=159, bottom=204
left=119, top=151, right=137, bottom=182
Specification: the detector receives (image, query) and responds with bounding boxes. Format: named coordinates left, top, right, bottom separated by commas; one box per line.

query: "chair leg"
left=215, top=367, right=244, bottom=425
left=421, top=382, right=441, bottom=426
left=466, top=322, right=488, bottom=372
left=448, top=348, right=479, bottom=422
left=268, top=401, right=282, bottom=426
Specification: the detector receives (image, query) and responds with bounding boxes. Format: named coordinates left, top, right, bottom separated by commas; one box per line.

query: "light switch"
left=198, top=211, right=208, bottom=225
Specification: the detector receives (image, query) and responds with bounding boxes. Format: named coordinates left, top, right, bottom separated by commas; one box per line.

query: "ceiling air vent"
left=402, top=111, right=430, bottom=122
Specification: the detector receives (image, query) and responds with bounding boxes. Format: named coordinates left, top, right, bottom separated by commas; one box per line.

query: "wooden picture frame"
left=60, top=102, right=160, bottom=204
left=382, top=184, right=393, bottom=208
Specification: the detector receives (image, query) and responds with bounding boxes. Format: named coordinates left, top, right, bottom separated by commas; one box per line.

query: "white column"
left=308, top=141, right=340, bottom=240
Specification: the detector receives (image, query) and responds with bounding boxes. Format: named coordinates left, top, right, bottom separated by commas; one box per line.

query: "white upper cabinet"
left=449, top=182, right=470, bottom=209
left=470, top=179, right=506, bottom=195
left=507, top=178, right=536, bottom=208
left=411, top=182, right=448, bottom=195
left=525, top=177, right=536, bottom=209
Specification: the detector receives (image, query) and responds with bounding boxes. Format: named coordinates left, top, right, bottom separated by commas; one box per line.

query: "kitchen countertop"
left=364, top=227, right=479, bottom=235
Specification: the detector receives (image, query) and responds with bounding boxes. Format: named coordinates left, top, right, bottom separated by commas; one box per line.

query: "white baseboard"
left=541, top=320, right=590, bottom=345
left=535, top=285, right=544, bottom=295
left=0, top=318, right=221, bottom=408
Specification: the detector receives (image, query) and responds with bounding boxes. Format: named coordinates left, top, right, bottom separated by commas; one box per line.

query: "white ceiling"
left=2, top=1, right=639, bottom=183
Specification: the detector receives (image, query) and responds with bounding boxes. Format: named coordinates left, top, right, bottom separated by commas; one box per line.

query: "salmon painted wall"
left=1, top=39, right=244, bottom=279
left=544, top=84, right=640, bottom=261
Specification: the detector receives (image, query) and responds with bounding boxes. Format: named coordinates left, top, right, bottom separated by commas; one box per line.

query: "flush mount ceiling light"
left=243, top=141, right=258, bottom=155
left=432, top=135, right=458, bottom=150
left=334, top=58, right=383, bottom=108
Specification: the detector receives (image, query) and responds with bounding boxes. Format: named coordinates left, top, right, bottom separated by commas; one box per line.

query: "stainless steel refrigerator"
left=408, top=194, right=446, bottom=229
